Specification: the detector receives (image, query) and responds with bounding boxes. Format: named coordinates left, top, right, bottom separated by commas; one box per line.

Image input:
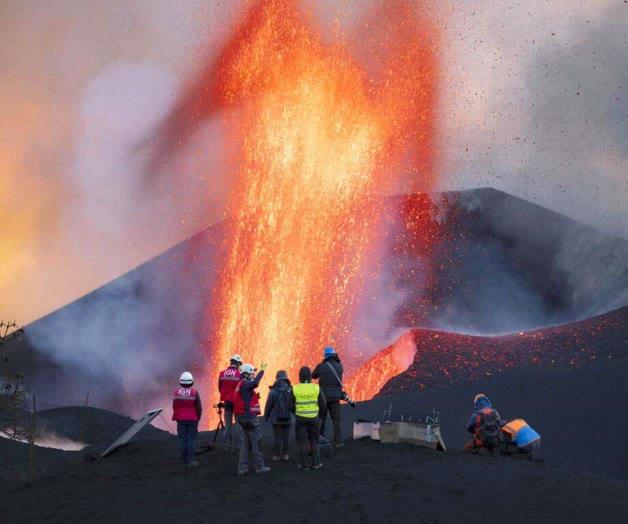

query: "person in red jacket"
left=218, top=354, right=243, bottom=445
left=234, top=363, right=270, bottom=475
left=172, top=371, right=203, bottom=467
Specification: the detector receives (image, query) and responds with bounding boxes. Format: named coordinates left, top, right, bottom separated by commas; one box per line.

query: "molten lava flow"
left=195, top=0, right=440, bottom=416
left=346, top=331, right=417, bottom=401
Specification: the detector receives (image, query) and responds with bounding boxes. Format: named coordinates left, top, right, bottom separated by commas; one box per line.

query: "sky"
left=1, top=0, right=626, bottom=325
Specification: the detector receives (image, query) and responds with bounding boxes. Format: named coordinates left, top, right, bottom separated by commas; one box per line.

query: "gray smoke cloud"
left=429, top=189, right=628, bottom=335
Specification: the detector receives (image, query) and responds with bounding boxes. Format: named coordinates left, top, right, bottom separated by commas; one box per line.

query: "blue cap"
left=324, top=346, right=336, bottom=357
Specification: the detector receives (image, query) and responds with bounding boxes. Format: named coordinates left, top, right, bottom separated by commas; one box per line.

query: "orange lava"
left=202, top=0, right=440, bottom=416
left=346, top=331, right=417, bottom=401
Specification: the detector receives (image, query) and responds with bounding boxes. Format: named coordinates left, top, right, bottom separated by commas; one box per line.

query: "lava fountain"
left=193, top=0, right=440, bottom=413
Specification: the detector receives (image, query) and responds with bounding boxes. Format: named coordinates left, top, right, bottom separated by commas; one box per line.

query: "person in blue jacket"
left=464, top=393, right=501, bottom=452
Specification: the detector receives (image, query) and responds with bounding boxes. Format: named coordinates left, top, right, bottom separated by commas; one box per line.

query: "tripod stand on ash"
left=212, top=403, right=226, bottom=445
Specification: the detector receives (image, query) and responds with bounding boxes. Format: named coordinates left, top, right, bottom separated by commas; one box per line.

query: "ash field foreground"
left=2, top=430, right=628, bottom=524
left=2, top=353, right=628, bottom=523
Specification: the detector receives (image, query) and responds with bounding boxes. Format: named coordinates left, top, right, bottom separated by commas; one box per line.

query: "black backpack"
left=477, top=408, right=501, bottom=449
left=275, top=388, right=291, bottom=422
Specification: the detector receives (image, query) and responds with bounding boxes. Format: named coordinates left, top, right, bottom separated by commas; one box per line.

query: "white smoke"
left=0, top=430, right=86, bottom=451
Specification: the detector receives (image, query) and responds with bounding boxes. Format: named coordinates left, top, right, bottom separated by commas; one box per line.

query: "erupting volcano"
left=155, top=0, right=441, bottom=411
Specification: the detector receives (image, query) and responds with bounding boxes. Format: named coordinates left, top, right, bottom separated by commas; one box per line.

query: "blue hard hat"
left=324, top=346, right=336, bottom=357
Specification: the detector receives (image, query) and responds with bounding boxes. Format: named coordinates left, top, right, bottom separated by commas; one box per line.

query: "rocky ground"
left=2, top=434, right=628, bottom=524
left=3, top=351, right=628, bottom=524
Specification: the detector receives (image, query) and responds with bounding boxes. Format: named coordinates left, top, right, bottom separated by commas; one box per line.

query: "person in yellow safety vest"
left=288, top=366, right=327, bottom=470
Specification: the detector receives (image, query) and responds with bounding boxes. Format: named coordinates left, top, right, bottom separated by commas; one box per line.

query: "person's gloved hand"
left=259, top=363, right=268, bottom=371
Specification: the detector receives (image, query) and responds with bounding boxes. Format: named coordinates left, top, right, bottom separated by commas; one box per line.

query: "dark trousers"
left=320, top=400, right=342, bottom=444
left=177, top=421, right=198, bottom=464
left=223, top=401, right=240, bottom=446
left=295, top=417, right=321, bottom=468
left=237, top=416, right=265, bottom=472
left=272, top=424, right=291, bottom=456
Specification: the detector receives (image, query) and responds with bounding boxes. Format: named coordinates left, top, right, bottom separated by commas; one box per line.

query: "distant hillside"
left=3, top=188, right=627, bottom=415
left=362, top=305, right=628, bottom=398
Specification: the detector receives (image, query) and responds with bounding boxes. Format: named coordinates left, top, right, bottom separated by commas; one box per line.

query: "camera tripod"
left=212, top=403, right=226, bottom=445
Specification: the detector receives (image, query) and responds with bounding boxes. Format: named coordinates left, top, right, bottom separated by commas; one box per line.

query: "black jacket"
left=288, top=382, right=327, bottom=420
left=263, top=378, right=293, bottom=425
left=312, top=356, right=343, bottom=401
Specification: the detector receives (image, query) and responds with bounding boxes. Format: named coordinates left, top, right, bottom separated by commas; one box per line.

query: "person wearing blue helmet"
left=312, top=346, right=344, bottom=447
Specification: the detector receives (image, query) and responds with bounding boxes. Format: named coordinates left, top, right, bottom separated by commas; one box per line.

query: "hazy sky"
left=1, top=0, right=626, bottom=324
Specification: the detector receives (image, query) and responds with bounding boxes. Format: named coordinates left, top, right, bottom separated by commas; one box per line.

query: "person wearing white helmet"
left=172, top=371, right=203, bottom=467
left=233, top=362, right=270, bottom=474
left=218, top=354, right=244, bottom=446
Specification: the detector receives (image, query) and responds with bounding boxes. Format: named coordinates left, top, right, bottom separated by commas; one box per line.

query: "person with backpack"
left=234, top=363, right=271, bottom=475
left=464, top=393, right=501, bottom=454
left=312, top=346, right=344, bottom=447
left=172, top=371, right=203, bottom=467
left=289, top=366, right=326, bottom=470
left=263, top=370, right=293, bottom=461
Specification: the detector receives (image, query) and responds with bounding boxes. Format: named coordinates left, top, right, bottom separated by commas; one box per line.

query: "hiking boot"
left=237, top=469, right=248, bottom=475
left=312, top=463, right=324, bottom=470
left=187, top=460, right=199, bottom=467
left=272, top=455, right=281, bottom=462
left=297, top=464, right=310, bottom=471
left=281, top=454, right=290, bottom=461
left=255, top=466, right=271, bottom=474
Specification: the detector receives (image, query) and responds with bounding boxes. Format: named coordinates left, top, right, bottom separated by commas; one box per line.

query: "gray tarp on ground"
left=101, top=408, right=163, bottom=457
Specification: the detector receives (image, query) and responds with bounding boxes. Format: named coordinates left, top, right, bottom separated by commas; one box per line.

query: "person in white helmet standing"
left=172, top=371, right=203, bottom=467
left=218, top=354, right=243, bottom=446
left=233, top=362, right=270, bottom=474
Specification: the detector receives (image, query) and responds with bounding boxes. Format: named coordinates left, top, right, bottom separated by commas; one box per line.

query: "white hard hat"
left=239, top=363, right=255, bottom=375
left=180, top=371, right=194, bottom=385
left=230, top=354, right=243, bottom=364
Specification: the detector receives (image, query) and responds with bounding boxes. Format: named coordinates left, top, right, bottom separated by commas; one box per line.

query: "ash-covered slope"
left=4, top=188, right=627, bottom=414
left=347, top=354, right=628, bottom=483
left=382, top=188, right=628, bottom=334
left=3, top=438, right=628, bottom=523
left=35, top=407, right=171, bottom=447
left=377, top=305, right=628, bottom=396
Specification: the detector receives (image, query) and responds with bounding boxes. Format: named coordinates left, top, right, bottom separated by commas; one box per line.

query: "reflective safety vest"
left=293, top=383, right=320, bottom=419
left=172, top=387, right=199, bottom=421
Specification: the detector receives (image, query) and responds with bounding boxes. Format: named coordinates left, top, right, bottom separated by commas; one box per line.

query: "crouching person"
left=172, top=371, right=202, bottom=467
left=234, top=363, right=271, bottom=475
left=264, top=370, right=293, bottom=461
left=464, top=393, right=501, bottom=454
left=501, top=419, right=541, bottom=457
left=289, top=366, right=326, bottom=470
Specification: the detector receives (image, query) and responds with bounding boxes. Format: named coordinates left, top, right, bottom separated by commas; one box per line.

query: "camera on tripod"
left=341, top=391, right=356, bottom=408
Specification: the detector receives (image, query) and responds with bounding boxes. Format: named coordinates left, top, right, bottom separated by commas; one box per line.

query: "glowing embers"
left=206, top=0, right=440, bottom=411
left=346, top=331, right=417, bottom=402
left=364, top=306, right=628, bottom=398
